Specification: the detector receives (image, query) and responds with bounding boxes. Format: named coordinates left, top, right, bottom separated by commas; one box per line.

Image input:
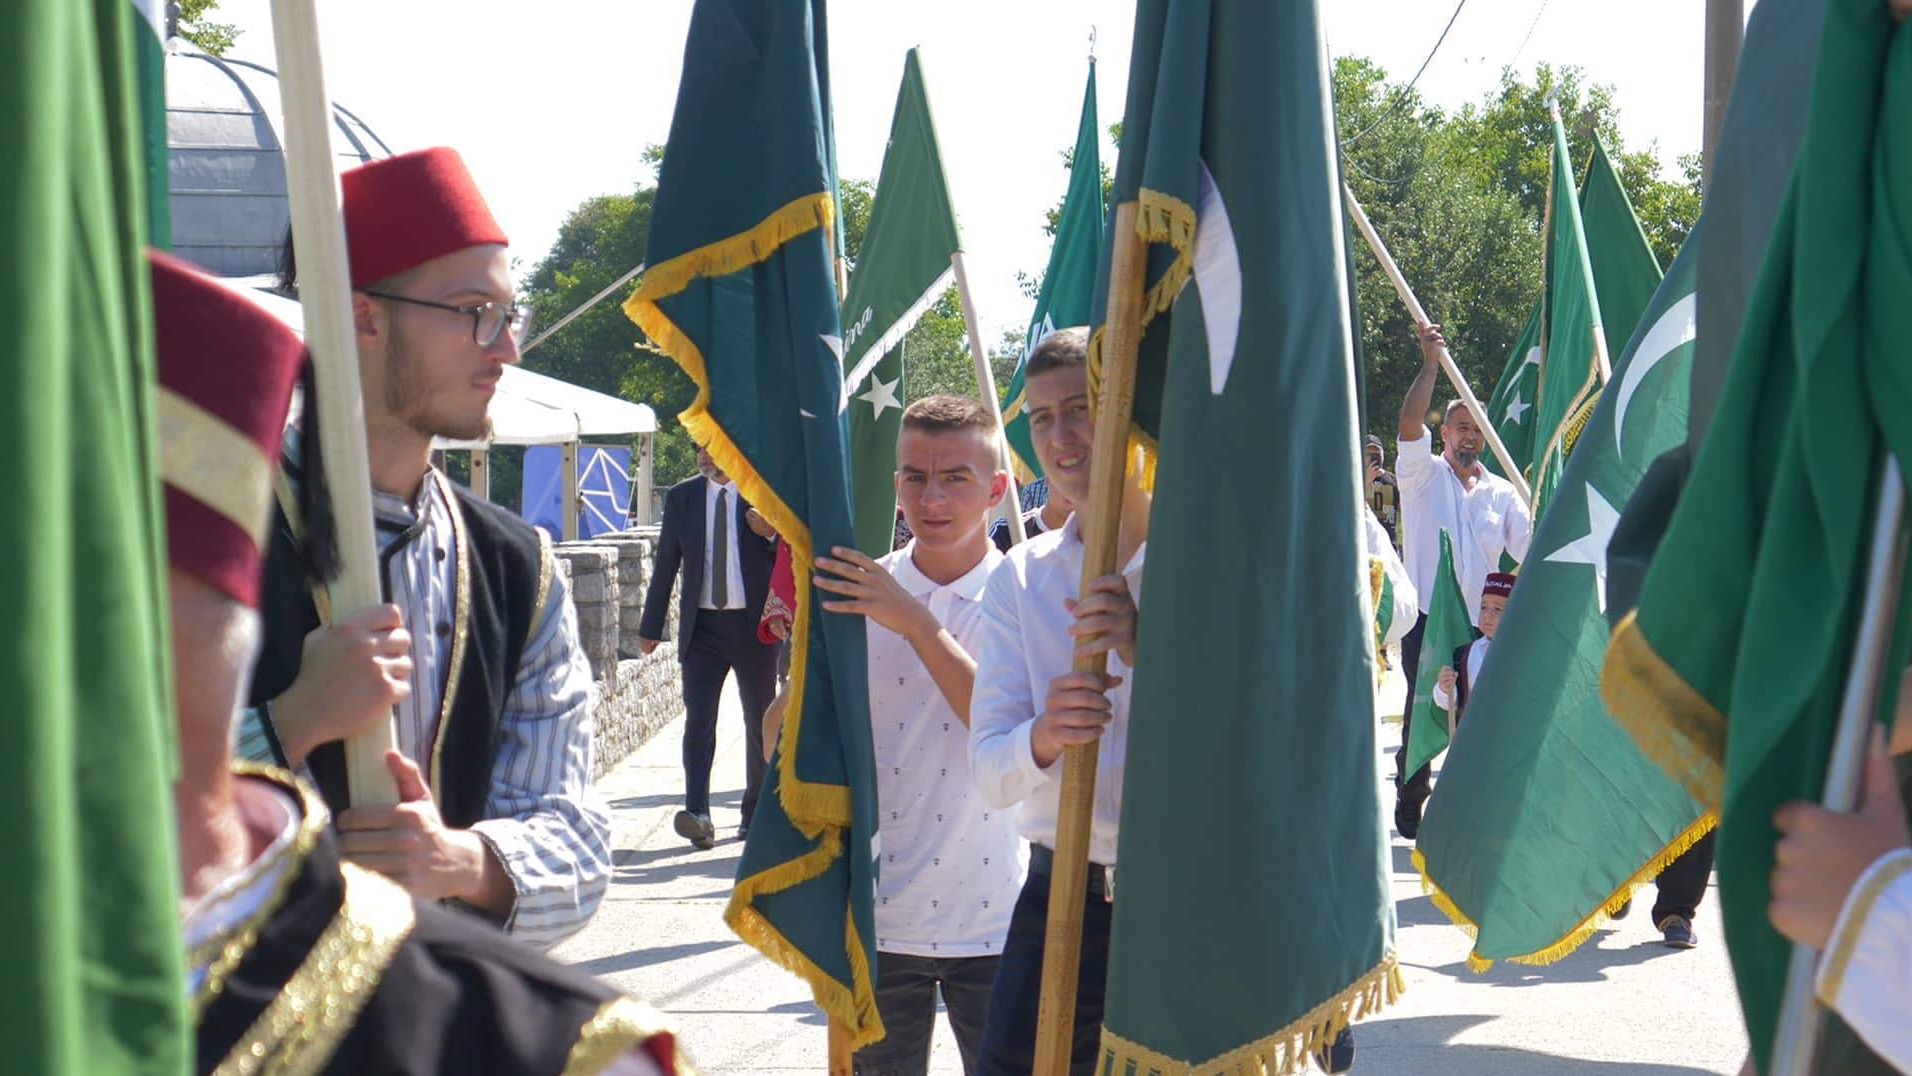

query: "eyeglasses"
left=363, top=291, right=532, bottom=348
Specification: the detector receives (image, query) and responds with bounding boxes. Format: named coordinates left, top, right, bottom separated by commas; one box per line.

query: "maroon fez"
left=340, top=147, right=508, bottom=288
left=150, top=250, right=307, bottom=607
left=1482, top=572, right=1517, bottom=600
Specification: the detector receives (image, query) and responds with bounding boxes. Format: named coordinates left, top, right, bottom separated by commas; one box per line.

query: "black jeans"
left=681, top=609, right=777, bottom=824
left=1652, top=831, right=1717, bottom=925
left=977, top=867, right=1113, bottom=1076
left=1393, top=613, right=1434, bottom=823
left=853, top=953, right=999, bottom=1075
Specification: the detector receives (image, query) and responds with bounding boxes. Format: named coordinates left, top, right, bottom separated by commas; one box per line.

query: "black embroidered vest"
left=249, top=473, right=550, bottom=830
left=194, top=772, right=677, bottom=1075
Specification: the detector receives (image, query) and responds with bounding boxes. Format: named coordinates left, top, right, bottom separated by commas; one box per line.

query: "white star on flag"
left=1543, top=484, right=1622, bottom=614
left=1504, top=389, right=1530, bottom=426
left=859, top=375, right=902, bottom=421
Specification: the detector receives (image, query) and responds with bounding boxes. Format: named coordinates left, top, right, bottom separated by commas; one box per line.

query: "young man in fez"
left=152, top=251, right=686, bottom=1075
left=243, top=147, right=610, bottom=948
left=967, top=328, right=1147, bottom=1076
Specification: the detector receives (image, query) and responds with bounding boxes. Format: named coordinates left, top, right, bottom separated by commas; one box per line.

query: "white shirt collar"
left=890, top=540, right=1001, bottom=602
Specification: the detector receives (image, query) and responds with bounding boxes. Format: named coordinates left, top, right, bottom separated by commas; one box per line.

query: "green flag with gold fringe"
left=1416, top=232, right=1709, bottom=973
left=1093, top=1, right=1399, bottom=1070
left=624, top=0, right=881, bottom=1047
left=1602, top=1, right=1912, bottom=1068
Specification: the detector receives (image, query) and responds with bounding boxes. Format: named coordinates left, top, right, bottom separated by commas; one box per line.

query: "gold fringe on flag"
left=1600, top=612, right=1728, bottom=812
left=622, top=189, right=883, bottom=1049
left=1095, top=955, right=1405, bottom=1076
left=1411, top=810, right=1719, bottom=972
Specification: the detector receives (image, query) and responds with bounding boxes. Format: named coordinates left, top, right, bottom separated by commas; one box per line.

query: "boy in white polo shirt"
left=801, top=395, right=1027, bottom=1075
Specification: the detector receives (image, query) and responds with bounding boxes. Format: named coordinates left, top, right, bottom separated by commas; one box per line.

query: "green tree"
left=175, top=0, right=237, bottom=55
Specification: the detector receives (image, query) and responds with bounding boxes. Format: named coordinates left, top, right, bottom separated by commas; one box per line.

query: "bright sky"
left=217, top=0, right=1726, bottom=347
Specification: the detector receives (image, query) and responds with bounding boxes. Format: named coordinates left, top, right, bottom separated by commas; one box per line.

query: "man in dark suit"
left=639, top=445, right=779, bottom=849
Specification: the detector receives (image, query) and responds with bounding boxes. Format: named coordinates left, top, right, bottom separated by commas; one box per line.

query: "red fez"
left=1483, top=572, right=1517, bottom=600
left=340, top=147, right=507, bottom=288
left=150, top=251, right=307, bottom=608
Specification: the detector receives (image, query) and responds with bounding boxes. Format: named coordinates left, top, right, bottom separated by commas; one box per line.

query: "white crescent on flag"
left=1611, top=293, right=1697, bottom=464
left=1190, top=161, right=1242, bottom=395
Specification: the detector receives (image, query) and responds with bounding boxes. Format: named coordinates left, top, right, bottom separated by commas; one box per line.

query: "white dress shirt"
left=868, top=543, right=1024, bottom=957
left=970, top=516, right=1144, bottom=867
left=1816, top=847, right=1912, bottom=1072
left=1433, top=635, right=1490, bottom=715
left=701, top=478, right=747, bottom=611
left=1397, top=429, right=1532, bottom=625
left=1365, top=505, right=1418, bottom=646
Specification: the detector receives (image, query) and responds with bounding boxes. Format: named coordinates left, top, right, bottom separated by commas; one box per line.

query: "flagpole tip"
left=1088, top=26, right=1097, bottom=61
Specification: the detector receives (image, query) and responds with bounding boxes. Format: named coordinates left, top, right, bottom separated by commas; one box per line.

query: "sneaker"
left=1611, top=898, right=1632, bottom=921
left=1316, top=1028, right=1356, bottom=1074
left=1659, top=914, right=1698, bottom=949
left=674, top=810, right=716, bottom=851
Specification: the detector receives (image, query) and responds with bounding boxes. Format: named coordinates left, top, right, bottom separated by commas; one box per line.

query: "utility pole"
left=1702, top=0, right=1743, bottom=188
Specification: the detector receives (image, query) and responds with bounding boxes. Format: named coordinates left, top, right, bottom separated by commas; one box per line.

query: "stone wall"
left=552, top=527, right=682, bottom=780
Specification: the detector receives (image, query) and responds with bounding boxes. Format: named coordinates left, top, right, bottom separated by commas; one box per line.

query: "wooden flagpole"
left=1342, top=185, right=1534, bottom=509
left=1033, top=201, right=1147, bottom=1075
left=1771, top=458, right=1909, bottom=1074
left=268, top=0, right=398, bottom=805
left=950, top=251, right=1028, bottom=544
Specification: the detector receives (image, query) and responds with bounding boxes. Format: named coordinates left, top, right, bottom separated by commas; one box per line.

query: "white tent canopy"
left=216, top=275, right=657, bottom=531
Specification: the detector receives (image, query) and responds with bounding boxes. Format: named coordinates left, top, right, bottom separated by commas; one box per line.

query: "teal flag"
left=1096, top=2, right=1400, bottom=1069
left=1419, top=234, right=1708, bottom=971
left=624, top=0, right=882, bottom=1046
left=4, top=0, right=188, bottom=1070
left=1403, top=531, right=1474, bottom=779
left=843, top=48, right=962, bottom=556
left=1001, top=60, right=1104, bottom=478
left=1603, top=3, right=1912, bottom=1067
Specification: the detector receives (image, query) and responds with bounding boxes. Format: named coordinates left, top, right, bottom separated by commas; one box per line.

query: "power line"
left=1341, top=0, right=1469, bottom=148
left=1506, top=0, right=1553, bottom=70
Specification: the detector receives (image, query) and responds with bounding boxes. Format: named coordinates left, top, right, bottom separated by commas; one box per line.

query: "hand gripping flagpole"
left=269, top=0, right=400, bottom=806
left=950, top=250, right=1028, bottom=544
left=1342, top=186, right=1534, bottom=510
left=1771, top=455, right=1909, bottom=1075
left=1033, top=201, right=1147, bottom=1076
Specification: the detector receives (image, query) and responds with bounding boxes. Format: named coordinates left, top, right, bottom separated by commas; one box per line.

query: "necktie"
left=713, top=488, right=730, bottom=608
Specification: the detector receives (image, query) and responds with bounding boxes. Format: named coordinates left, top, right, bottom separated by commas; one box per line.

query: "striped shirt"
left=239, top=468, right=611, bottom=949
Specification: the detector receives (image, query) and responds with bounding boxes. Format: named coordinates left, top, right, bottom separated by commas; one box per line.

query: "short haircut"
left=1025, top=326, right=1090, bottom=378
left=1443, top=399, right=1472, bottom=424
left=901, top=394, right=997, bottom=436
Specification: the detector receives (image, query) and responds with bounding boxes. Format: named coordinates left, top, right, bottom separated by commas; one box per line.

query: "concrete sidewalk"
left=554, top=677, right=1749, bottom=1075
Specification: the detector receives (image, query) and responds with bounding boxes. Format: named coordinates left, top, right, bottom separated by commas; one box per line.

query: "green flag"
left=1486, top=138, right=1660, bottom=491
left=1096, top=3, right=1399, bottom=1069
left=843, top=48, right=962, bottom=555
left=131, top=0, right=168, bottom=244
left=1484, top=301, right=1542, bottom=482
left=1403, top=532, right=1474, bottom=779
left=624, top=0, right=882, bottom=1046
left=1417, top=232, right=1708, bottom=971
left=1602, top=2, right=1912, bottom=1068
left=4, top=0, right=189, bottom=1071
left=1001, top=60, right=1104, bottom=479
left=1529, top=118, right=1610, bottom=518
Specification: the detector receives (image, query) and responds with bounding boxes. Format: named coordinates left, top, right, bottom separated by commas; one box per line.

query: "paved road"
left=554, top=676, right=1750, bottom=1074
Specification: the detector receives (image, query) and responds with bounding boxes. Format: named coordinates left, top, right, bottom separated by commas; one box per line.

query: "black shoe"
left=737, top=824, right=750, bottom=842
left=1316, top=1028, right=1356, bottom=1074
left=1659, top=915, right=1698, bottom=949
left=674, top=810, right=716, bottom=851
left=1612, top=898, right=1632, bottom=921
left=1394, top=805, right=1420, bottom=841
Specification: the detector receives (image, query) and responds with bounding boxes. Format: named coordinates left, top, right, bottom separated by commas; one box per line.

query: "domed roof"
left=167, top=44, right=391, bottom=277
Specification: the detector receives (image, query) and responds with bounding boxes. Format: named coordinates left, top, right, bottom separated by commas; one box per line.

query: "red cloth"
left=149, top=250, right=306, bottom=608
left=340, top=147, right=507, bottom=287
left=758, top=539, right=796, bottom=644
